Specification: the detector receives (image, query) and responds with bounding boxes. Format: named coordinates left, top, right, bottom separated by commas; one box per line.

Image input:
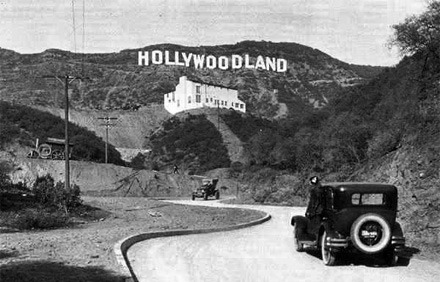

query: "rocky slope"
left=349, top=144, right=440, bottom=256
left=31, top=104, right=170, bottom=149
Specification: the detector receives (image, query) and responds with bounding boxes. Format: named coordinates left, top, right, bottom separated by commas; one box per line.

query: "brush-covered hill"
left=0, top=41, right=382, bottom=119
left=145, top=113, right=231, bottom=175
left=0, top=101, right=124, bottom=165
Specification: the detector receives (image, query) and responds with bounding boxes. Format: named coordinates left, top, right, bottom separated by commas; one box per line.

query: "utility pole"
left=43, top=75, right=89, bottom=193
left=215, top=97, right=220, bottom=131
left=98, top=117, right=117, bottom=163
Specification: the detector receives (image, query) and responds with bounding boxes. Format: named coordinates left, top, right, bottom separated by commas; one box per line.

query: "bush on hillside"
left=32, top=174, right=82, bottom=210
left=130, top=153, right=149, bottom=170
left=221, top=111, right=275, bottom=142
left=0, top=123, right=20, bottom=149
left=0, top=161, right=12, bottom=189
left=149, top=114, right=230, bottom=174
left=367, top=130, right=402, bottom=159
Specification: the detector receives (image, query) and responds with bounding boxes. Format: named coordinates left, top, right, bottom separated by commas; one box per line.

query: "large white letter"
left=138, top=51, right=149, bottom=65
left=152, top=50, right=163, bottom=64
left=245, top=54, right=255, bottom=69
left=255, top=56, right=266, bottom=70
left=193, top=54, right=205, bottom=69
left=175, top=51, right=185, bottom=66
left=182, top=53, right=193, bottom=67
left=206, top=55, right=217, bottom=69
left=277, top=59, right=288, bottom=72
left=165, top=51, right=175, bottom=65
left=232, top=54, right=242, bottom=69
left=265, top=57, right=276, bottom=71
left=218, top=56, right=228, bottom=70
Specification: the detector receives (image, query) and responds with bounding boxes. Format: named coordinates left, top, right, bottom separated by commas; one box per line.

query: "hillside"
left=226, top=52, right=440, bottom=257
left=0, top=41, right=382, bottom=119
left=147, top=113, right=231, bottom=174
left=0, top=101, right=124, bottom=165
left=31, top=104, right=170, bottom=149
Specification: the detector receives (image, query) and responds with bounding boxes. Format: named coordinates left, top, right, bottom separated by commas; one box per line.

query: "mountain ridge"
left=0, top=41, right=383, bottom=119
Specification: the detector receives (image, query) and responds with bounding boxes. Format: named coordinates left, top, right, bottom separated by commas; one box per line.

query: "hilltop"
left=0, top=41, right=382, bottom=119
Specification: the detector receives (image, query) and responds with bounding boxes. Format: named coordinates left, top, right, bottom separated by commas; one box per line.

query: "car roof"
left=322, top=182, right=397, bottom=193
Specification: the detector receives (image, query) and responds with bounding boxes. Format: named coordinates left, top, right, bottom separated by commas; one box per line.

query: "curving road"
left=127, top=200, right=440, bottom=282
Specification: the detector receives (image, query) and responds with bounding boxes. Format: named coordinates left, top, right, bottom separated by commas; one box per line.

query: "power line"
left=71, top=0, right=77, bottom=53
left=82, top=0, right=85, bottom=75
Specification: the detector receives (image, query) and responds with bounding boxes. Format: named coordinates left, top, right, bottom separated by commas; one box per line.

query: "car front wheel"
left=321, top=231, right=337, bottom=266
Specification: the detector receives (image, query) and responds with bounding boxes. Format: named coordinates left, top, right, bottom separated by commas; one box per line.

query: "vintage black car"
left=192, top=178, right=220, bottom=200
left=291, top=178, right=409, bottom=266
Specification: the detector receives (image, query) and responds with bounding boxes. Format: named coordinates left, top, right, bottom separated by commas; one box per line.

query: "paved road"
left=127, top=200, right=440, bottom=282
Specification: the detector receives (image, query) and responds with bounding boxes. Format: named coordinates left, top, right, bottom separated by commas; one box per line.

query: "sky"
left=0, top=0, right=428, bottom=66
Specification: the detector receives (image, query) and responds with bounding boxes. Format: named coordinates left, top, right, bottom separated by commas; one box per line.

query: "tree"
left=390, top=1, right=440, bottom=67
left=0, top=161, right=12, bottom=189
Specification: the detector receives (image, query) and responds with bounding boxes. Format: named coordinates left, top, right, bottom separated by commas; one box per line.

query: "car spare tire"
left=350, top=213, right=391, bottom=254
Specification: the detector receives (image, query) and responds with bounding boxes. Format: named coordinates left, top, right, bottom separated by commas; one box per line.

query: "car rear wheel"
left=292, top=226, right=304, bottom=252
left=321, top=231, right=337, bottom=266
left=191, top=194, right=195, bottom=201
left=350, top=213, right=391, bottom=254
left=215, top=190, right=220, bottom=200
left=203, top=193, right=208, bottom=200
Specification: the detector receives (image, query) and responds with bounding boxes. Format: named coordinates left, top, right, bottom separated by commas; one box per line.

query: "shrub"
left=130, top=153, right=147, bottom=170
left=32, top=174, right=82, bottom=210
left=0, top=161, right=12, bottom=189
left=5, top=208, right=70, bottom=230
left=367, top=130, right=401, bottom=159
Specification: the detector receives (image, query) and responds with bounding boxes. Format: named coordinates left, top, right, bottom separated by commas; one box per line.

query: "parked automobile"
left=192, top=178, right=219, bottom=200
left=291, top=177, right=409, bottom=266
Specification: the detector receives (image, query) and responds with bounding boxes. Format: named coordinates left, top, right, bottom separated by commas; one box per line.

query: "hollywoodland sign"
left=138, top=50, right=288, bottom=72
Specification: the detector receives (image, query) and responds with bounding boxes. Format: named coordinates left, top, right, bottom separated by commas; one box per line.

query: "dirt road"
left=127, top=200, right=440, bottom=282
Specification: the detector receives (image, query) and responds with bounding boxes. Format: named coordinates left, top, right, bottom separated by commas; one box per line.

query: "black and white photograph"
left=1, top=1, right=440, bottom=281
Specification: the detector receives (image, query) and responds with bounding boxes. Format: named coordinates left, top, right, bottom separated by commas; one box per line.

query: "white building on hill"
left=164, top=76, right=246, bottom=115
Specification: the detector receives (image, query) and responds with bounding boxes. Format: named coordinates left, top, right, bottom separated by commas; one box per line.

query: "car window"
left=351, top=193, right=385, bottom=205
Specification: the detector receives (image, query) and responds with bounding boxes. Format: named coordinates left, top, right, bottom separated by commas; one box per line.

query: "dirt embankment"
left=349, top=144, right=440, bottom=259
left=9, top=158, right=194, bottom=197
left=8, top=155, right=238, bottom=199
left=33, top=104, right=171, bottom=149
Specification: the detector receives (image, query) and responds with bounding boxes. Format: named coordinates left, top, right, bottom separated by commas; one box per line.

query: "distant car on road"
left=192, top=178, right=220, bottom=200
left=291, top=178, right=409, bottom=266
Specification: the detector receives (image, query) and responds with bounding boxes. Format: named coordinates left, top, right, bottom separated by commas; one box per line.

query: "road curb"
left=114, top=211, right=271, bottom=282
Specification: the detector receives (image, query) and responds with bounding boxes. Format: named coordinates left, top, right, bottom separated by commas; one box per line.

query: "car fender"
left=291, top=215, right=311, bottom=241
left=291, top=215, right=308, bottom=228
left=391, top=221, right=406, bottom=247
left=392, top=222, right=404, bottom=237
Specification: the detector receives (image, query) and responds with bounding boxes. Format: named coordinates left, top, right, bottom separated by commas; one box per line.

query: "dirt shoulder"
left=0, top=196, right=266, bottom=282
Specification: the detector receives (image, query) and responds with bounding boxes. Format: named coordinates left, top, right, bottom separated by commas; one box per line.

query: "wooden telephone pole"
left=98, top=117, right=117, bottom=163
left=43, top=75, right=89, bottom=192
